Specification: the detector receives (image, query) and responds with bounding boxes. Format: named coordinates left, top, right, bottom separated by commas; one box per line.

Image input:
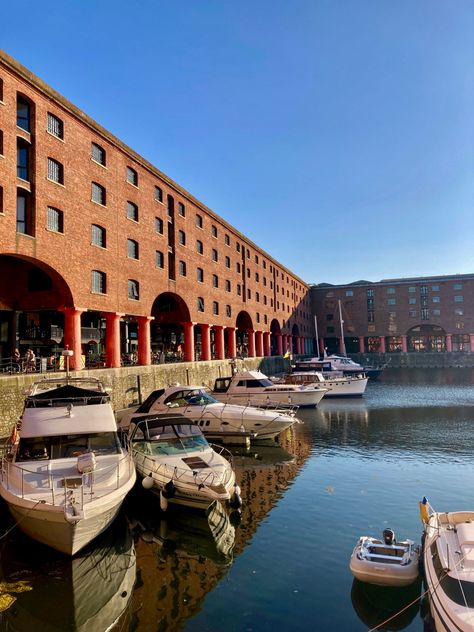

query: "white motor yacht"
left=129, top=413, right=237, bottom=510
left=211, top=369, right=327, bottom=408
left=421, top=498, right=474, bottom=631
left=117, top=384, right=298, bottom=441
left=279, top=371, right=368, bottom=397
left=0, top=377, right=136, bottom=556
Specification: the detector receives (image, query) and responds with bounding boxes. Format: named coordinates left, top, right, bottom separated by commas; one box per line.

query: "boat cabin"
left=213, top=371, right=273, bottom=394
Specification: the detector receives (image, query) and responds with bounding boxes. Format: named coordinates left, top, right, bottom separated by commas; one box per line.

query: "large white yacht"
left=211, top=369, right=327, bottom=408
left=117, top=384, right=298, bottom=441
left=279, top=371, right=368, bottom=397
left=0, top=377, right=136, bottom=556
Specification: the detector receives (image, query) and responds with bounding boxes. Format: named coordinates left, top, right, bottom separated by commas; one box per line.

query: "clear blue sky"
left=2, top=0, right=472, bottom=284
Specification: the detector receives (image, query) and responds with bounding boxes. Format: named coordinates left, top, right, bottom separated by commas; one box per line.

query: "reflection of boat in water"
left=0, top=511, right=136, bottom=631
left=129, top=493, right=236, bottom=565
left=230, top=443, right=296, bottom=469
left=351, top=577, right=422, bottom=631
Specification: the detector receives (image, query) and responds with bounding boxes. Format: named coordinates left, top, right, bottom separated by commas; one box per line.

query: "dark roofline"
left=310, top=273, right=474, bottom=289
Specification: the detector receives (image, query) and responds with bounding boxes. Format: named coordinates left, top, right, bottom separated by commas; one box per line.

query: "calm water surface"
left=1, top=368, right=473, bottom=631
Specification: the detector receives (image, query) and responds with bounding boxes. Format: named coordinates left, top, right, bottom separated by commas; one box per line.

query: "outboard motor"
left=383, top=528, right=396, bottom=546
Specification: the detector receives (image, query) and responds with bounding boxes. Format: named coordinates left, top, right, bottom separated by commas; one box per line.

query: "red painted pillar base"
left=379, top=336, right=386, bottom=353
left=401, top=335, right=408, bottom=353
left=200, top=324, right=211, bottom=361
left=276, top=333, right=283, bottom=356
left=227, top=327, right=236, bottom=358
left=61, top=307, right=85, bottom=370
left=359, top=336, right=365, bottom=353
left=263, top=332, right=271, bottom=357
left=255, top=331, right=264, bottom=357
left=214, top=326, right=225, bottom=360
left=137, top=316, right=153, bottom=365
left=445, top=334, right=452, bottom=352
left=183, top=322, right=195, bottom=362
left=104, top=312, right=124, bottom=368
left=247, top=329, right=255, bottom=357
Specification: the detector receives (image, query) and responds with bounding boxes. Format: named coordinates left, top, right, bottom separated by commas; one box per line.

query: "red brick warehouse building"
left=0, top=50, right=313, bottom=369
left=310, top=274, right=474, bottom=355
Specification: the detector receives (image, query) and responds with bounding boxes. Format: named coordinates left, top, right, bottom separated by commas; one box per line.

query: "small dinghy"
left=350, top=528, right=420, bottom=587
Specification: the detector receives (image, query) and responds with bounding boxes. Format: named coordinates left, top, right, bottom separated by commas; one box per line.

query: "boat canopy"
left=26, top=384, right=109, bottom=407
left=20, top=402, right=118, bottom=438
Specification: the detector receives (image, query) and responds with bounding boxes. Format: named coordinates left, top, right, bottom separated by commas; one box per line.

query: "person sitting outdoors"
left=24, top=348, right=36, bottom=373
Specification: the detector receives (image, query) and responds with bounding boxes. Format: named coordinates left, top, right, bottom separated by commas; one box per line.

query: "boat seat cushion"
left=456, top=523, right=474, bottom=567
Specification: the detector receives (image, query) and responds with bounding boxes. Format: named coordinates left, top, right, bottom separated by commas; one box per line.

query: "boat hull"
left=3, top=491, right=129, bottom=556
left=350, top=554, right=419, bottom=587
left=213, top=389, right=326, bottom=408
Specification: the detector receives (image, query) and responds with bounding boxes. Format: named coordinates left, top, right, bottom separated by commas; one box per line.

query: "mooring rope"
left=0, top=498, right=46, bottom=541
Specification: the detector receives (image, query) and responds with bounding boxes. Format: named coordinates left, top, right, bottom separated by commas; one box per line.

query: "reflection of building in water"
left=0, top=512, right=136, bottom=632
left=317, top=402, right=370, bottom=428
left=129, top=425, right=312, bottom=631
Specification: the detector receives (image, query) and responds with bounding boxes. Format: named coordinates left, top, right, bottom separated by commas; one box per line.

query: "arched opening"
left=150, top=293, right=191, bottom=362
left=270, top=319, right=281, bottom=355
left=235, top=311, right=253, bottom=357
left=407, top=324, right=447, bottom=352
left=0, top=254, right=73, bottom=363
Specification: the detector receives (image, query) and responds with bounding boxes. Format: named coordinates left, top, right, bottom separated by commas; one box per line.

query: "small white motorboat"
left=350, top=528, right=420, bottom=587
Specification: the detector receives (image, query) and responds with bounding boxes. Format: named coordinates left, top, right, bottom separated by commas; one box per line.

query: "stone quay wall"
left=0, top=356, right=287, bottom=438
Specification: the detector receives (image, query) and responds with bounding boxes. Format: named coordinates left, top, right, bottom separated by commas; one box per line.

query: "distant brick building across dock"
left=310, top=274, right=474, bottom=355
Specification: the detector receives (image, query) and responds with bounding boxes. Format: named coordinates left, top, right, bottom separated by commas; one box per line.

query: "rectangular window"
left=17, top=96, right=30, bottom=132
left=432, top=309, right=441, bottom=316
left=127, top=201, right=138, bottom=221
left=179, top=260, right=186, bottom=276
left=212, top=248, right=218, bottom=262
left=225, top=280, right=231, bottom=292
left=432, top=285, right=440, bottom=292
left=387, top=298, right=396, bottom=305
left=421, top=308, right=429, bottom=320
left=127, top=239, right=139, bottom=259
left=367, top=311, right=375, bottom=323
left=91, top=270, right=106, bottom=294
left=128, top=279, right=139, bottom=300
left=224, top=234, right=230, bottom=246
left=155, top=186, right=163, bottom=202
left=91, top=182, right=106, bottom=205
left=367, top=289, right=374, bottom=297
left=454, top=295, right=464, bottom=302
left=197, top=268, right=204, bottom=282
left=155, top=217, right=163, bottom=234
left=195, top=214, right=203, bottom=228
left=126, top=167, right=138, bottom=186
left=197, top=297, right=205, bottom=312
left=47, top=158, right=64, bottom=184
left=17, top=141, right=29, bottom=180
left=212, top=274, right=218, bottom=288
left=409, top=309, right=417, bottom=317
left=420, top=286, right=428, bottom=294
left=453, top=283, right=463, bottom=290
left=432, top=296, right=440, bottom=303
left=16, top=192, right=32, bottom=235
left=91, top=224, right=106, bottom=247
left=213, top=301, right=219, bottom=315
left=345, top=290, right=353, bottom=296
left=47, top=207, right=63, bottom=233
left=408, top=298, right=416, bottom=304
left=91, top=142, right=106, bottom=165
left=156, top=251, right=164, bottom=268
left=196, top=240, right=203, bottom=255
left=178, top=202, right=185, bottom=217
left=455, top=308, right=464, bottom=315
left=178, top=230, right=186, bottom=246
left=226, top=305, right=231, bottom=317
left=408, top=286, right=416, bottom=293
left=387, top=287, right=395, bottom=294
left=47, top=113, right=64, bottom=139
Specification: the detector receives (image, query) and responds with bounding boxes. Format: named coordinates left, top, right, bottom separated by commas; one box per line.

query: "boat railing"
left=0, top=451, right=135, bottom=510
left=208, top=443, right=234, bottom=465
left=139, top=453, right=231, bottom=488
left=25, top=394, right=110, bottom=408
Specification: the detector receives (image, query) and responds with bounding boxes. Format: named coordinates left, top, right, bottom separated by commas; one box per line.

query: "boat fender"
left=229, top=491, right=242, bottom=509
left=159, top=490, right=168, bottom=512
left=229, top=509, right=242, bottom=527
left=419, top=497, right=430, bottom=524
left=142, top=475, right=154, bottom=490
left=162, top=480, right=176, bottom=499
left=383, top=528, right=396, bottom=545
left=233, top=483, right=241, bottom=497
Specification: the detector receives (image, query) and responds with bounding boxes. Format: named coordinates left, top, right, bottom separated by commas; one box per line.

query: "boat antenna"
left=338, top=300, right=347, bottom=357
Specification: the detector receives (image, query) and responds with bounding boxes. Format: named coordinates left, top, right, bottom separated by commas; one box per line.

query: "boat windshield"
left=135, top=423, right=208, bottom=455
left=164, top=389, right=218, bottom=407
left=236, top=378, right=273, bottom=388
left=16, top=432, right=121, bottom=461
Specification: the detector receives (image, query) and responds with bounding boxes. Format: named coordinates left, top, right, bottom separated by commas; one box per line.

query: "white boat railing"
left=137, top=452, right=233, bottom=489
left=0, top=451, right=135, bottom=512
